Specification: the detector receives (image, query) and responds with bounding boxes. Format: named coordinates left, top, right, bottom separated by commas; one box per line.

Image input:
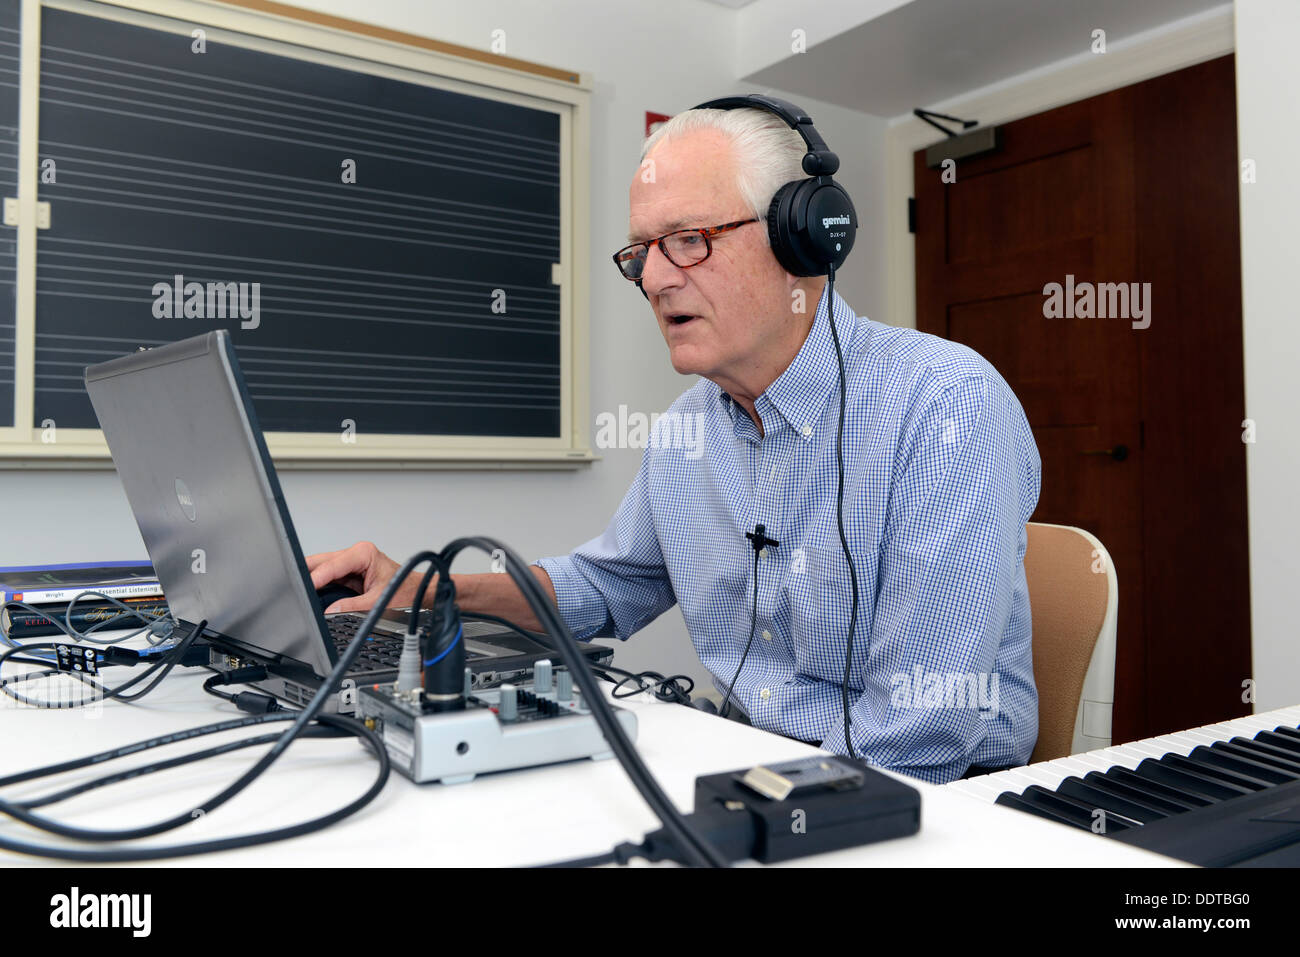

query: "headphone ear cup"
left=768, top=179, right=857, bottom=277
left=766, top=181, right=812, bottom=277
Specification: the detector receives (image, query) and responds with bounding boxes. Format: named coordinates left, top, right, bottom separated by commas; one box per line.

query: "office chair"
left=1023, top=522, right=1118, bottom=762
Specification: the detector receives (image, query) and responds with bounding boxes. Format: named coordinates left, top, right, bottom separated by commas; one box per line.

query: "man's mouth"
left=667, top=313, right=699, bottom=326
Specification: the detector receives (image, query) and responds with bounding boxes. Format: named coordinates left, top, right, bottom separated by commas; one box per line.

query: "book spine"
left=7, top=582, right=164, bottom=604
left=4, top=601, right=170, bottom=639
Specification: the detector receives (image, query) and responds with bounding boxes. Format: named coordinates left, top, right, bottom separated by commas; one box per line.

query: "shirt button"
left=759, top=688, right=772, bottom=700
left=758, top=548, right=767, bottom=559
left=801, top=425, right=812, bottom=437
left=762, top=630, right=772, bottom=641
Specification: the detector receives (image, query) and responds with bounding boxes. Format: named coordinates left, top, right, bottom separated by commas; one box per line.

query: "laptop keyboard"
left=328, top=615, right=404, bottom=674
left=328, top=614, right=487, bottom=675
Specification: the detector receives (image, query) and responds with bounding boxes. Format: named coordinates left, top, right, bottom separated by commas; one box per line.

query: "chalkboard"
left=0, top=0, right=18, bottom=429
left=33, top=5, right=563, bottom=441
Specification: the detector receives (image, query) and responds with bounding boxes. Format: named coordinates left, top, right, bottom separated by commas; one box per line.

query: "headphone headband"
left=692, top=94, right=840, bottom=176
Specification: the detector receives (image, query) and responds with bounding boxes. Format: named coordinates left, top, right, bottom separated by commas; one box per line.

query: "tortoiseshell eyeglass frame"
left=612, top=219, right=759, bottom=280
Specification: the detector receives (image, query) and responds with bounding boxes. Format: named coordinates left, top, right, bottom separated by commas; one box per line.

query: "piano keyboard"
left=946, top=704, right=1300, bottom=866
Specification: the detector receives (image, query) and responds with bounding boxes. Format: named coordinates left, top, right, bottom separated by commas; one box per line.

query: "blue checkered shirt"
left=537, top=289, right=1041, bottom=783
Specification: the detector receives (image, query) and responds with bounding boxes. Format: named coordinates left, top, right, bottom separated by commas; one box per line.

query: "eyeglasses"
left=612, top=219, right=758, bottom=282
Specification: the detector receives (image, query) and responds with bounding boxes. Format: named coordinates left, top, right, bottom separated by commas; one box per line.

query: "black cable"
left=13, top=725, right=344, bottom=810
left=0, top=617, right=205, bottom=709
left=0, top=553, right=436, bottom=859
left=0, top=713, right=388, bottom=862
left=439, top=537, right=728, bottom=868
left=825, top=266, right=862, bottom=760
left=719, top=546, right=762, bottom=720
left=591, top=664, right=695, bottom=704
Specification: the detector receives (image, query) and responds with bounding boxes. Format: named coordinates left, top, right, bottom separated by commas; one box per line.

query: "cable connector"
left=395, top=629, right=422, bottom=692
left=230, top=691, right=283, bottom=714
left=99, top=646, right=146, bottom=667
left=135, top=639, right=211, bottom=667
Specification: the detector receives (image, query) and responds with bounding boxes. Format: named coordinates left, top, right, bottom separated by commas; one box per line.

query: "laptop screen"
left=85, top=330, right=336, bottom=677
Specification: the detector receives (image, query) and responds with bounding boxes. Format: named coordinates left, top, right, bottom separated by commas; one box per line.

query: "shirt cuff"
left=533, top=555, right=615, bottom=640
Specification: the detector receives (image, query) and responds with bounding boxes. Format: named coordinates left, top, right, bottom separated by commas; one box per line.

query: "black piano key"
left=1161, top=753, right=1273, bottom=791
left=1271, top=725, right=1300, bottom=743
left=1228, top=735, right=1300, bottom=769
left=1134, top=758, right=1252, bottom=800
left=1255, top=730, right=1300, bottom=757
left=1190, top=745, right=1299, bottom=784
left=994, top=791, right=1090, bottom=831
left=1083, top=770, right=1202, bottom=813
left=1211, top=740, right=1300, bottom=776
left=1058, top=776, right=1170, bottom=824
left=1106, top=767, right=1213, bottom=809
left=1016, top=784, right=1138, bottom=831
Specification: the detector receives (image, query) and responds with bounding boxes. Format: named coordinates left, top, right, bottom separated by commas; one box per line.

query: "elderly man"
left=308, top=98, right=1041, bottom=784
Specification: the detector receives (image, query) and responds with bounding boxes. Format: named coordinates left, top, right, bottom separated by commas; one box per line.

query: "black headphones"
left=693, top=94, right=856, bottom=277
left=640, top=94, right=856, bottom=287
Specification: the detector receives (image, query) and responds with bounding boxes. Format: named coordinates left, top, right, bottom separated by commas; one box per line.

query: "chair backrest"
left=1023, top=523, right=1118, bottom=763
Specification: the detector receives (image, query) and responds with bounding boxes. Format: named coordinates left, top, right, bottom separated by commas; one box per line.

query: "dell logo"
left=175, top=478, right=197, bottom=522
left=821, top=215, right=851, bottom=228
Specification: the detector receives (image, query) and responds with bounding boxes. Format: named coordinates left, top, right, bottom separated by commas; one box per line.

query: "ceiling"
left=741, top=0, right=1230, bottom=117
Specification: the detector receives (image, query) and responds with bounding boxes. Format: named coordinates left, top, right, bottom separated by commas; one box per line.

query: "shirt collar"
left=718, top=286, right=853, bottom=439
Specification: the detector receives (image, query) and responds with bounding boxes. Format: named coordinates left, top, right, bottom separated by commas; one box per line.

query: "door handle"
left=1082, top=444, right=1129, bottom=462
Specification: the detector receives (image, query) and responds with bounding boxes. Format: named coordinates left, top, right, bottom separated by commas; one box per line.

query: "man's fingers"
left=304, top=550, right=341, bottom=572
left=309, top=553, right=362, bottom=590
left=325, top=595, right=372, bottom=615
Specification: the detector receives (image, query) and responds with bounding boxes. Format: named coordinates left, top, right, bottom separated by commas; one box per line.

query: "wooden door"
left=914, top=56, right=1250, bottom=742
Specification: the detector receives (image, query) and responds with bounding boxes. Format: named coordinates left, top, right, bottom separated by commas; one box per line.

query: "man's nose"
left=639, top=242, right=685, bottom=298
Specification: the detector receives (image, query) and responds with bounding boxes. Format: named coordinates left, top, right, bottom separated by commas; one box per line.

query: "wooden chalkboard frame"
left=0, top=0, right=594, bottom=468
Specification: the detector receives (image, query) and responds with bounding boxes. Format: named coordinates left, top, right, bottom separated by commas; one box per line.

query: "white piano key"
left=1123, top=740, right=1177, bottom=759
left=974, top=767, right=1044, bottom=794
left=946, top=777, right=1010, bottom=802
left=1095, top=743, right=1156, bottom=769
left=1018, top=764, right=1074, bottom=788
left=1068, top=753, right=1121, bottom=773
left=1051, top=756, right=1111, bottom=778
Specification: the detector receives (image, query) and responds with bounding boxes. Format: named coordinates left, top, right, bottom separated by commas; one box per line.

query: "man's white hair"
left=640, top=107, right=807, bottom=225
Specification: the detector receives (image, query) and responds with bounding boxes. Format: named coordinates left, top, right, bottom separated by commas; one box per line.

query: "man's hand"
left=305, top=541, right=418, bottom=614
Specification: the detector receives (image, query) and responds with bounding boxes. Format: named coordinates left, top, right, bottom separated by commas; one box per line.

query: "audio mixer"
left=357, top=659, right=637, bottom=784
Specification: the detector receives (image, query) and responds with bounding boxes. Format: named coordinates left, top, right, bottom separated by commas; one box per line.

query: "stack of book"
left=0, top=561, right=169, bottom=639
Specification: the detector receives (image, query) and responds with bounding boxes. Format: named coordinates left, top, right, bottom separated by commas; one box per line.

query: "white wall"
left=1234, top=0, right=1300, bottom=712
left=0, top=0, right=888, bottom=694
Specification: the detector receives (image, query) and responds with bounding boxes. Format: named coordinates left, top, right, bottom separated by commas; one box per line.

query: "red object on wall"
left=645, top=111, right=670, bottom=138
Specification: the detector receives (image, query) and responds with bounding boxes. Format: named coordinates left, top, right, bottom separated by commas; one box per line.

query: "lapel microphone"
left=746, top=524, right=779, bottom=554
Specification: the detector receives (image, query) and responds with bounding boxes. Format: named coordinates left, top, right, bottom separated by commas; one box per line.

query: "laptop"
left=84, top=330, right=611, bottom=712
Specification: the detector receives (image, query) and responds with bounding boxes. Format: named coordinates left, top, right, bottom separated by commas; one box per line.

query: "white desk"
left=0, top=667, right=1182, bottom=867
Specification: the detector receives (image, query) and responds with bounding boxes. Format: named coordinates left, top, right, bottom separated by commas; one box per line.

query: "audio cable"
left=0, top=553, right=449, bottom=860
left=719, top=524, right=775, bottom=720
left=0, top=618, right=207, bottom=709
left=825, top=266, right=863, bottom=761
left=437, top=537, right=729, bottom=868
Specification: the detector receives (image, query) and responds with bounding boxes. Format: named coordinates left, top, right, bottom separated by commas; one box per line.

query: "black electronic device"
left=567, top=755, right=921, bottom=866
